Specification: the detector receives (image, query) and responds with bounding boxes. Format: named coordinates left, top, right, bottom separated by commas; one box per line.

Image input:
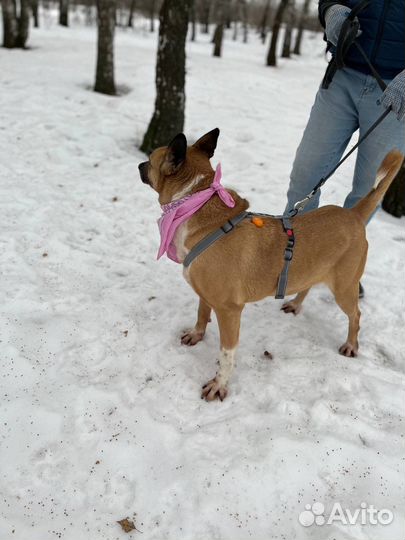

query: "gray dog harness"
left=183, top=211, right=295, bottom=300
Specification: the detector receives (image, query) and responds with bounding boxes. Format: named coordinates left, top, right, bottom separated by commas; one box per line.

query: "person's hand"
left=378, top=70, right=405, bottom=121
left=324, top=4, right=361, bottom=46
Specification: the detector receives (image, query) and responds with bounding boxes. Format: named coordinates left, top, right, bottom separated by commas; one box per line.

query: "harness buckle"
left=221, top=220, right=234, bottom=233
left=284, top=247, right=294, bottom=261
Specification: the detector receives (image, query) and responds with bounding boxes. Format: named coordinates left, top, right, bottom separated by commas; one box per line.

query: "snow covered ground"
left=1, top=16, right=404, bottom=540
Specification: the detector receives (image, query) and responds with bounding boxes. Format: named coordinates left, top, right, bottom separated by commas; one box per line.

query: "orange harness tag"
left=251, top=217, right=264, bottom=228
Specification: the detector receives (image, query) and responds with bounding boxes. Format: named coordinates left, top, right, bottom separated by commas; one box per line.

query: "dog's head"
left=138, top=128, right=220, bottom=204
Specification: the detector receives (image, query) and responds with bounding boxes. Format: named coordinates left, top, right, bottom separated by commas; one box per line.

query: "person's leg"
left=285, top=69, right=360, bottom=214
left=344, top=74, right=405, bottom=210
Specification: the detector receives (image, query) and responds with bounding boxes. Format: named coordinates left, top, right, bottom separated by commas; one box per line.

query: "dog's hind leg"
left=330, top=248, right=367, bottom=357
left=333, top=284, right=361, bottom=357
left=281, top=288, right=310, bottom=316
left=201, top=306, right=243, bottom=401
left=181, top=297, right=212, bottom=346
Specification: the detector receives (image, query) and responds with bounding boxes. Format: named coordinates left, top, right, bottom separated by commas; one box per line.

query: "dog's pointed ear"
left=165, top=133, right=187, bottom=171
left=193, top=128, right=220, bottom=158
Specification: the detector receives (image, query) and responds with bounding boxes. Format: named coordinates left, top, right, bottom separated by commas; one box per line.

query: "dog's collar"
left=160, top=194, right=193, bottom=216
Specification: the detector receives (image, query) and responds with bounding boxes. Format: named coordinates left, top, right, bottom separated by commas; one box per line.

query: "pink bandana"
left=157, top=163, right=235, bottom=262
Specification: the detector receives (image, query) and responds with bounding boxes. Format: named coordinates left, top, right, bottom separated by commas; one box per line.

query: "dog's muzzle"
left=138, top=161, right=150, bottom=185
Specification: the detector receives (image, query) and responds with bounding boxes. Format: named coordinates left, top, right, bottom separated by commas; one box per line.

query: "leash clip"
left=293, top=193, right=313, bottom=212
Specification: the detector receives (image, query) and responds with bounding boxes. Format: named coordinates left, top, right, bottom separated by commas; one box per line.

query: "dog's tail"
left=351, top=150, right=404, bottom=223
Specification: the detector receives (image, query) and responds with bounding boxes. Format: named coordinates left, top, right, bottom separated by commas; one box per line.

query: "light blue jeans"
left=285, top=67, right=405, bottom=214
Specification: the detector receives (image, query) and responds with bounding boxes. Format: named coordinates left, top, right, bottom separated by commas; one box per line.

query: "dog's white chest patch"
left=173, top=222, right=190, bottom=264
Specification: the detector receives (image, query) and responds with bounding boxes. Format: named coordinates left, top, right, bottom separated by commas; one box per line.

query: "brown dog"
left=138, top=129, right=403, bottom=401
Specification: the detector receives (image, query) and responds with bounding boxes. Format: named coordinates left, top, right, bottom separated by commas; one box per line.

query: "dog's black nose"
left=138, top=161, right=150, bottom=184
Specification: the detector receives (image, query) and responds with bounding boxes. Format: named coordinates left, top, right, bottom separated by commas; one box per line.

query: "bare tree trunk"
left=16, top=0, right=30, bottom=46
left=281, top=24, right=292, bottom=58
left=2, top=0, right=32, bottom=47
left=140, top=0, right=192, bottom=154
left=1, top=0, right=18, bottom=47
left=31, top=0, right=39, bottom=27
left=149, top=0, right=156, bottom=31
left=232, top=0, right=240, bottom=40
left=293, top=0, right=310, bottom=55
left=212, top=0, right=227, bottom=57
left=224, top=1, right=231, bottom=28
left=127, top=0, right=136, bottom=27
left=382, top=160, right=405, bottom=217
left=116, top=0, right=126, bottom=26
left=260, top=0, right=271, bottom=44
left=212, top=22, right=223, bottom=56
left=94, top=0, right=116, bottom=95
left=241, top=0, right=248, bottom=43
left=59, top=0, right=69, bottom=26
left=232, top=19, right=237, bottom=40
left=281, top=0, right=295, bottom=58
left=85, top=3, right=93, bottom=25
left=190, top=0, right=196, bottom=41
left=200, top=0, right=210, bottom=33
left=266, top=0, right=288, bottom=66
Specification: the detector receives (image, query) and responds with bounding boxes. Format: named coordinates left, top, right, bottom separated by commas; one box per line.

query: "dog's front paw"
left=201, top=378, right=228, bottom=401
left=339, top=342, right=358, bottom=357
left=281, top=301, right=302, bottom=316
left=181, top=329, right=204, bottom=346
